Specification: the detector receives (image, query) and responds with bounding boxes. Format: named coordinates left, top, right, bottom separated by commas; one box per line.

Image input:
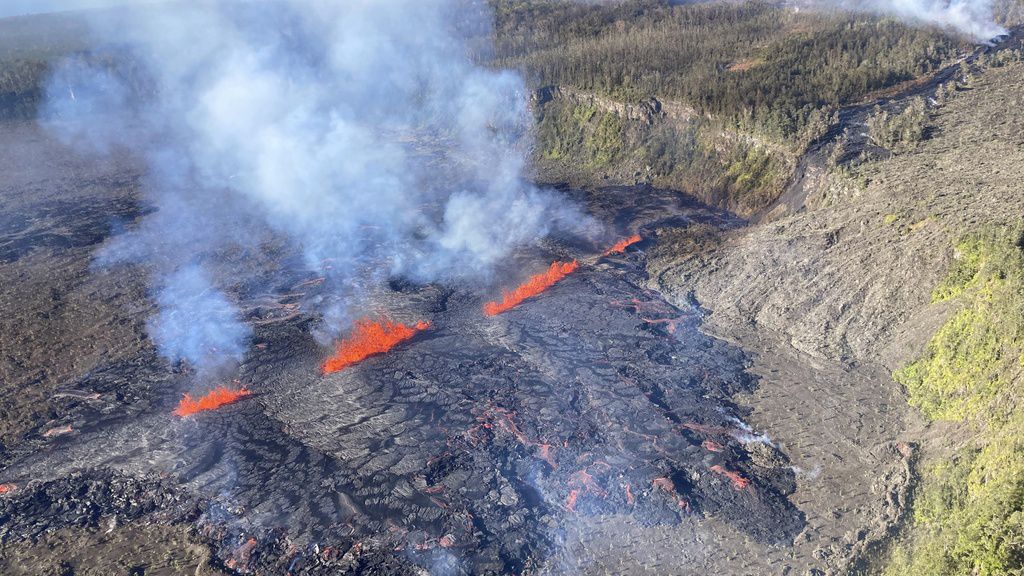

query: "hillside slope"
left=652, top=56, right=1024, bottom=369
left=650, top=56, right=1024, bottom=574
left=488, top=0, right=973, bottom=216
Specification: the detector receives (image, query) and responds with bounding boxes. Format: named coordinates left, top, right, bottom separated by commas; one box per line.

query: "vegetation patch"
left=867, top=97, right=930, bottom=153
left=491, top=0, right=967, bottom=141
left=534, top=94, right=788, bottom=215
left=887, top=226, right=1024, bottom=575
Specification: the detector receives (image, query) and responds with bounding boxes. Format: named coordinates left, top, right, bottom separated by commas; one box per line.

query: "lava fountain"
left=174, top=386, right=253, bottom=417
left=603, top=234, right=642, bottom=256
left=322, top=318, right=431, bottom=374
left=483, top=260, right=579, bottom=316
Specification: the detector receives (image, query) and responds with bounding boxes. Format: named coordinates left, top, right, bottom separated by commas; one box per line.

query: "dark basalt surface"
left=0, top=183, right=805, bottom=574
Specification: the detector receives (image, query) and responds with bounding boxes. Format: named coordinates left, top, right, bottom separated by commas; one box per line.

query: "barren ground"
left=649, top=58, right=1024, bottom=574
left=3, top=120, right=803, bottom=574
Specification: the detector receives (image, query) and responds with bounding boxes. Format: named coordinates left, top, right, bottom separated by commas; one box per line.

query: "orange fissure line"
left=603, top=234, right=641, bottom=256
left=174, top=386, right=252, bottom=417
left=322, top=318, right=431, bottom=374
left=710, top=464, right=751, bottom=490
left=483, top=260, right=579, bottom=316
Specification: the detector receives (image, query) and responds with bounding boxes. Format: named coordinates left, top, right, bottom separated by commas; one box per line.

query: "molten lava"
left=483, top=260, right=579, bottom=316
left=322, top=318, right=430, bottom=374
left=652, top=476, right=690, bottom=509
left=538, top=443, right=557, bottom=469
left=702, top=439, right=725, bottom=453
left=43, top=424, right=73, bottom=438
left=565, top=489, right=579, bottom=512
left=603, top=234, right=642, bottom=255
left=174, top=386, right=253, bottom=417
left=710, top=464, right=751, bottom=490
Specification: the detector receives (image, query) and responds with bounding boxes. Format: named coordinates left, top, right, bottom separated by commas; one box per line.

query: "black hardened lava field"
left=0, top=182, right=803, bottom=574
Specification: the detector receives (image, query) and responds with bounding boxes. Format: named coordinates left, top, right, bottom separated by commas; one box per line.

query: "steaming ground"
left=0, top=117, right=831, bottom=574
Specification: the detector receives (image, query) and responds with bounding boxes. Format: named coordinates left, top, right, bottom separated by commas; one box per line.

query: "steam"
left=149, top=265, right=252, bottom=369
left=43, top=0, right=591, bottom=371
left=822, top=0, right=1007, bottom=40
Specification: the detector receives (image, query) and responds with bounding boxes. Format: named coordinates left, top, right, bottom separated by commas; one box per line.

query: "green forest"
left=484, top=0, right=971, bottom=214
left=490, top=0, right=968, bottom=140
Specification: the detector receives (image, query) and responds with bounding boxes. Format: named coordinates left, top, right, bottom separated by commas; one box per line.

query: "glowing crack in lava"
left=603, top=234, right=642, bottom=255
left=483, top=260, right=579, bottom=316
left=710, top=464, right=752, bottom=490
left=322, top=318, right=431, bottom=374
left=174, top=386, right=253, bottom=417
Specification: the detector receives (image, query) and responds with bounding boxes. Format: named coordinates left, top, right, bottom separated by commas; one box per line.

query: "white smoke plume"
left=820, top=0, right=1007, bottom=40
left=43, top=0, right=592, bottom=371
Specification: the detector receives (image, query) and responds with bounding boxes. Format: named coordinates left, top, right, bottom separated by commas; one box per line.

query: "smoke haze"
left=820, top=0, right=1007, bottom=40
left=44, top=0, right=592, bottom=371
left=0, top=0, right=159, bottom=18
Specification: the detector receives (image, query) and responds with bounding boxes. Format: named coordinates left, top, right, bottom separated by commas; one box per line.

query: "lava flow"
left=173, top=386, right=253, bottom=417
left=483, top=260, right=579, bottom=316
left=710, top=464, right=752, bottom=491
left=322, top=318, right=431, bottom=374
left=603, top=234, right=642, bottom=255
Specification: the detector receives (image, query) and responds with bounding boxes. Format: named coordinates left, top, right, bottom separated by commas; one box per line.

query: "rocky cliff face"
left=529, top=86, right=794, bottom=218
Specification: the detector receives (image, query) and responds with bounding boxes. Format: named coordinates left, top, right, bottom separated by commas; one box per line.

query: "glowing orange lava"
left=0, top=483, right=15, bottom=495
left=565, top=489, right=579, bottom=511
left=652, top=476, right=689, bottom=509
left=483, top=260, right=579, bottom=316
left=702, top=439, right=725, bottom=452
left=225, top=537, right=258, bottom=571
left=603, top=234, right=642, bottom=255
left=43, top=424, right=73, bottom=438
left=174, top=386, right=252, bottom=417
left=322, top=318, right=430, bottom=374
left=538, top=443, right=557, bottom=469
left=710, top=464, right=751, bottom=490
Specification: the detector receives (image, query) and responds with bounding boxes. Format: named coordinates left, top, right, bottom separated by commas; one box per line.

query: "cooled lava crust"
left=0, top=184, right=805, bottom=574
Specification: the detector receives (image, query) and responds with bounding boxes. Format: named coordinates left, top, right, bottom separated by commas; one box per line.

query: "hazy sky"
left=0, top=0, right=155, bottom=18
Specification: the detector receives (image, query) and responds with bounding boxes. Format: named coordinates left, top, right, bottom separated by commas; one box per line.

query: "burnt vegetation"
left=0, top=12, right=91, bottom=120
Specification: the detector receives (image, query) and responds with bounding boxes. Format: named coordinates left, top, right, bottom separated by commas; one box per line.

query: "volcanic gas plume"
left=41, top=0, right=590, bottom=375
left=322, top=318, right=431, bottom=374
left=173, top=386, right=253, bottom=417
left=483, top=260, right=579, bottom=316
left=603, top=234, right=642, bottom=256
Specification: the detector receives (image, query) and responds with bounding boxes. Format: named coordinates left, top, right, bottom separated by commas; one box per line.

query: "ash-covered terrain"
left=0, top=120, right=805, bottom=574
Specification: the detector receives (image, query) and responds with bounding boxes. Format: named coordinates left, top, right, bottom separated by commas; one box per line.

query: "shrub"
left=867, top=97, right=930, bottom=153
left=888, top=226, right=1024, bottom=576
